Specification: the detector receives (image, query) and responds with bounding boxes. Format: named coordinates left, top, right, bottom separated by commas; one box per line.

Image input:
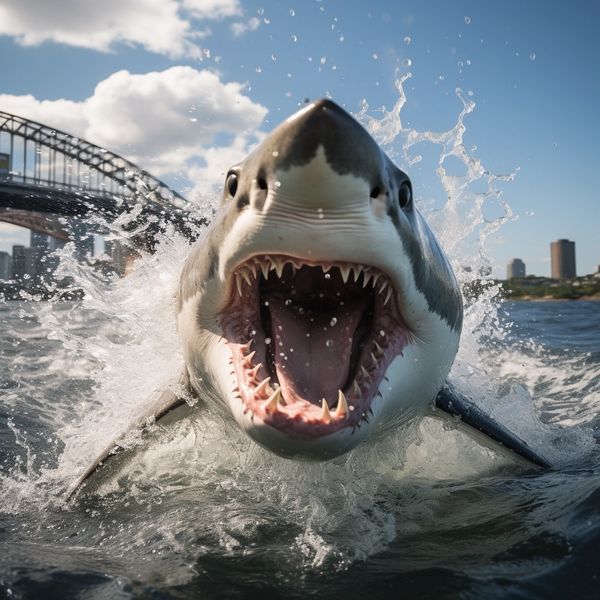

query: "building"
left=507, top=258, right=526, bottom=279
left=551, top=239, right=576, bottom=279
left=11, top=244, right=47, bottom=287
left=0, top=251, right=12, bottom=279
left=11, top=245, right=26, bottom=280
left=29, top=230, right=66, bottom=283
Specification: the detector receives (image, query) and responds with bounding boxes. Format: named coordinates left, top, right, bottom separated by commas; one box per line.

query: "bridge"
left=0, top=110, right=203, bottom=249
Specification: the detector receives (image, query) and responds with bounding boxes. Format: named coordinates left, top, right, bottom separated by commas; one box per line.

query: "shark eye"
left=370, top=186, right=381, bottom=199
left=398, top=183, right=412, bottom=210
left=226, top=173, right=238, bottom=197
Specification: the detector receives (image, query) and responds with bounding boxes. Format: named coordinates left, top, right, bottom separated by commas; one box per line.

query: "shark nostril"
left=370, top=186, right=381, bottom=199
left=257, top=178, right=268, bottom=191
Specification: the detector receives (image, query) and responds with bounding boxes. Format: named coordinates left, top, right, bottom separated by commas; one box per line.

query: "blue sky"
left=0, top=0, right=598, bottom=277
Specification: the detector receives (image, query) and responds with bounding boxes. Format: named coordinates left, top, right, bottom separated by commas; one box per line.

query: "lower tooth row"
left=261, top=386, right=350, bottom=420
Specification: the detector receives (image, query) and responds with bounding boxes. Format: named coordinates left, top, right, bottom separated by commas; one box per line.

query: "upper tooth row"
left=234, top=256, right=393, bottom=288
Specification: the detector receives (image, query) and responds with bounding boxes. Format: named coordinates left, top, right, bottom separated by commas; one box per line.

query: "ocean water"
left=1, top=298, right=599, bottom=599
left=2, top=81, right=600, bottom=599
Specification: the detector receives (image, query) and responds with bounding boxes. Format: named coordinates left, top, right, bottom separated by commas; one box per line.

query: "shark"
left=68, top=99, right=549, bottom=497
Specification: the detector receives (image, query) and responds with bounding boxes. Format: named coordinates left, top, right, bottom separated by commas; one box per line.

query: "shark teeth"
left=254, top=377, right=271, bottom=398
left=335, top=390, right=349, bottom=418
left=265, top=387, right=282, bottom=412
left=321, top=399, right=332, bottom=423
left=231, top=255, right=399, bottom=304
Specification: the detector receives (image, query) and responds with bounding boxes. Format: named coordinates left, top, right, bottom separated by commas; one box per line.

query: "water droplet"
left=320, top=56, right=327, bottom=65
left=464, top=16, right=471, bottom=24
left=264, top=17, right=270, bottom=24
left=272, top=150, right=279, bottom=157
left=255, top=66, right=262, bottom=73
left=251, top=330, right=256, bottom=336
left=289, top=8, right=295, bottom=16
left=285, top=299, right=291, bottom=306
left=265, top=337, right=271, bottom=345
left=529, top=52, right=536, bottom=61
left=274, top=180, right=281, bottom=188
left=317, top=207, right=324, bottom=219
left=403, top=36, right=411, bottom=45
left=325, top=339, right=334, bottom=348
left=339, top=34, right=345, bottom=42
left=189, top=117, right=198, bottom=123
left=271, top=53, right=277, bottom=61
left=291, top=34, right=298, bottom=42
left=372, top=53, right=378, bottom=60
left=264, top=300, right=269, bottom=306
left=329, top=317, right=337, bottom=327
left=402, top=58, right=412, bottom=68
left=379, top=330, right=386, bottom=337
left=324, top=273, right=331, bottom=280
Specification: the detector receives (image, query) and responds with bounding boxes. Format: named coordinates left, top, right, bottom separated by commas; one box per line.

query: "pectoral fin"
left=65, top=368, right=194, bottom=500
left=434, top=383, right=552, bottom=469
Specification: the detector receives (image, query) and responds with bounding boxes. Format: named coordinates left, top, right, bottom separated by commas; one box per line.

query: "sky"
left=0, top=0, right=598, bottom=278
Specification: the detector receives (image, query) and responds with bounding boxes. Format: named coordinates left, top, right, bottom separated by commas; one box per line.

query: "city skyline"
left=0, top=1, right=598, bottom=277
left=506, top=239, right=594, bottom=280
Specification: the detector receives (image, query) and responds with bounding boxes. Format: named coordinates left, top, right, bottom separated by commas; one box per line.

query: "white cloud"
left=0, top=0, right=244, bottom=58
left=0, top=67, right=267, bottom=197
left=231, top=16, right=261, bottom=37
left=183, top=0, right=241, bottom=20
left=0, top=95, right=87, bottom=135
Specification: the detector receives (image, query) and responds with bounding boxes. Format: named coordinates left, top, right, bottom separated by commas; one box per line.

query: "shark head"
left=177, top=99, right=462, bottom=459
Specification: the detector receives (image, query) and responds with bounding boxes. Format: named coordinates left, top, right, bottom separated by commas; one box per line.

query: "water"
left=2, top=83, right=600, bottom=598
left=1, top=300, right=599, bottom=598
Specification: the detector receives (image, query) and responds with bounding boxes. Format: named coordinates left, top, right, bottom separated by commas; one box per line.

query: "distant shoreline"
left=504, top=295, right=600, bottom=302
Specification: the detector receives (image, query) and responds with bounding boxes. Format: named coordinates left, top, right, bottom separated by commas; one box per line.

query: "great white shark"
left=68, top=99, right=549, bottom=497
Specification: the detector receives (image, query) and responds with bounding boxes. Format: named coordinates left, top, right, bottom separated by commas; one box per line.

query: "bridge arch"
left=0, top=110, right=200, bottom=240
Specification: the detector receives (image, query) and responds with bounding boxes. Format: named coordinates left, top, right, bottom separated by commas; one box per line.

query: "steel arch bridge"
left=0, top=111, right=202, bottom=243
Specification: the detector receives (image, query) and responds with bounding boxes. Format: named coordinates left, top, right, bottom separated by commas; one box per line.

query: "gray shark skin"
left=68, top=100, right=549, bottom=498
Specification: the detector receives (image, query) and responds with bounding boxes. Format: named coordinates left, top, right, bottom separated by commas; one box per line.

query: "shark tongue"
left=268, top=296, right=367, bottom=406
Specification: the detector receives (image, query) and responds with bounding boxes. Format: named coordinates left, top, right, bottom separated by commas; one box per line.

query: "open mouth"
left=219, top=255, right=411, bottom=438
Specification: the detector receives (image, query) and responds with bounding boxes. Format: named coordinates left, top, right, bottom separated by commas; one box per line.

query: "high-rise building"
left=11, top=244, right=46, bottom=287
left=551, top=239, right=576, bottom=279
left=23, top=247, right=44, bottom=285
left=0, top=251, right=12, bottom=279
left=507, top=258, right=526, bottom=279
left=29, top=231, right=66, bottom=283
left=11, top=245, right=26, bottom=280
